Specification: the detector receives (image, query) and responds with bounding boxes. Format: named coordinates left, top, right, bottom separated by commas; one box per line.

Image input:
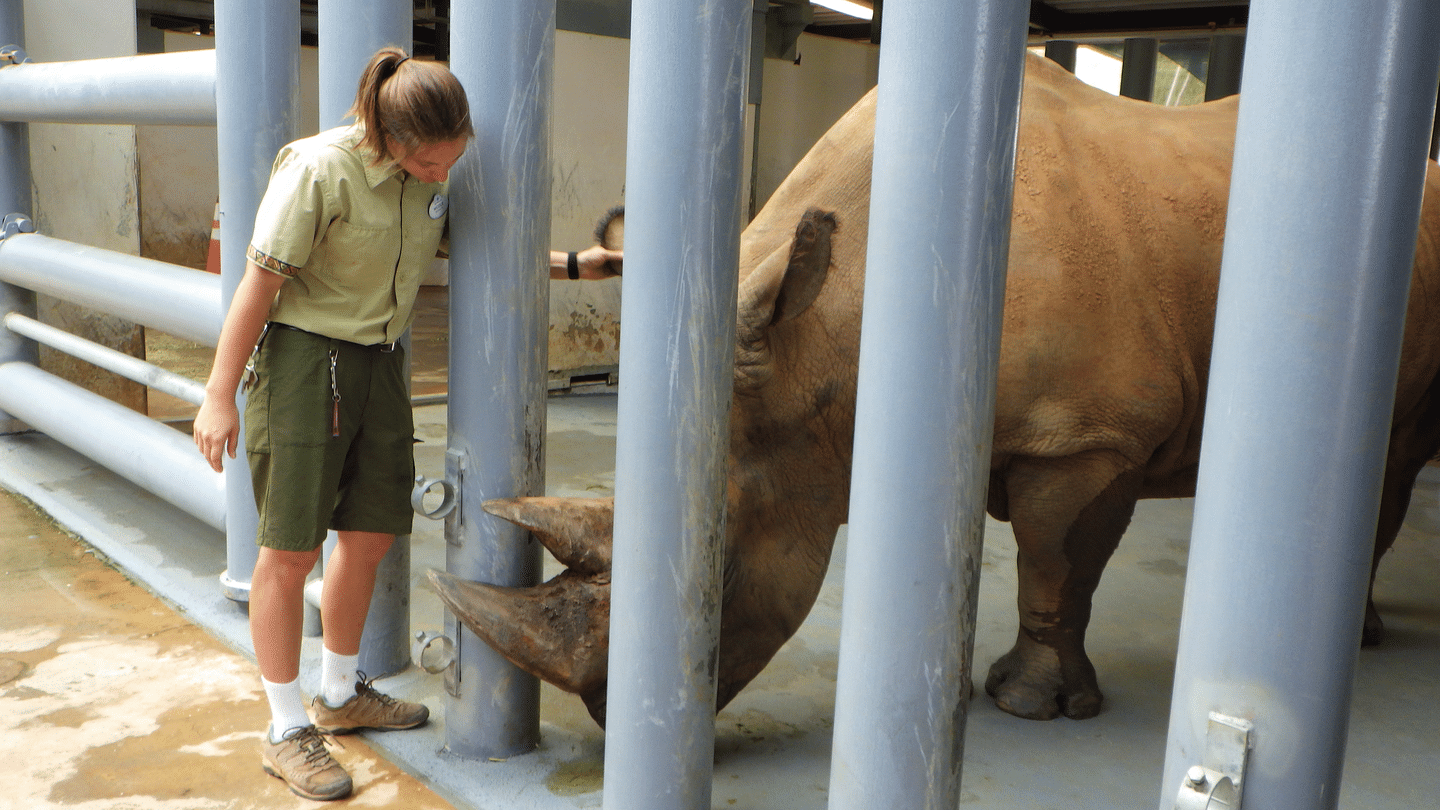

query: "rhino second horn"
left=482, top=496, right=614, bottom=574
left=427, top=568, right=611, bottom=721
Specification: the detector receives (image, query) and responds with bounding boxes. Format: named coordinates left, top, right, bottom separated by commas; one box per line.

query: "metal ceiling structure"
left=801, top=1, right=1249, bottom=44
left=135, top=1, right=1251, bottom=59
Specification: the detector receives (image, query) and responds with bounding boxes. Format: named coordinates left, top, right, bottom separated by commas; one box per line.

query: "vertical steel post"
left=1159, top=2, right=1440, bottom=809
left=826, top=1, right=1028, bottom=808
left=1204, top=34, right=1244, bottom=101
left=442, top=0, right=552, bottom=758
left=1044, top=39, right=1077, bottom=73
left=0, top=0, right=36, bottom=435
left=601, top=0, right=750, bottom=807
left=1120, top=37, right=1158, bottom=101
left=318, top=0, right=411, bottom=129
left=316, top=0, right=414, bottom=679
left=214, top=0, right=301, bottom=604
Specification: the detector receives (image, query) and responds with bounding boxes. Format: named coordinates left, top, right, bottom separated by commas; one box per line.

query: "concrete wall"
left=24, top=0, right=146, bottom=412
left=137, top=31, right=318, bottom=270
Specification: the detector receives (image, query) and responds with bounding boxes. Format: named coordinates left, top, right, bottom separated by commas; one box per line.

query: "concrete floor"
left=1, top=288, right=1437, bottom=808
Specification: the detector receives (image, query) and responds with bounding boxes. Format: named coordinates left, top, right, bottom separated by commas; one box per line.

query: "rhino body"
left=432, top=53, right=1440, bottom=723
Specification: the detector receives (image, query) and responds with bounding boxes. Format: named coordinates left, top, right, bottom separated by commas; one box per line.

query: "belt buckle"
left=379, top=341, right=397, bottom=353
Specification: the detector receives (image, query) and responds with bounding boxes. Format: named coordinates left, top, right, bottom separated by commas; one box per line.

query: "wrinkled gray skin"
left=431, top=54, right=1440, bottom=726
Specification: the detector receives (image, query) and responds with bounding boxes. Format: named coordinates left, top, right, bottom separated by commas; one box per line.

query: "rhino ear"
left=739, top=208, right=837, bottom=327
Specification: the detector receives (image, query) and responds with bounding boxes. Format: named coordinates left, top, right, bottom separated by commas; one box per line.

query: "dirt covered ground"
left=0, top=489, right=459, bottom=810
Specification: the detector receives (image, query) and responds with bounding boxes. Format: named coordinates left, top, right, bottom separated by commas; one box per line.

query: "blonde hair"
left=350, top=47, right=473, bottom=165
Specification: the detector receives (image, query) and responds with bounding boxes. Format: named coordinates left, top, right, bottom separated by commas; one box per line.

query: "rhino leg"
left=1364, top=442, right=1434, bottom=646
left=986, top=454, right=1142, bottom=720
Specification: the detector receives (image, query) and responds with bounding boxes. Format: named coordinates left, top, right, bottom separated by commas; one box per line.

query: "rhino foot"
left=984, top=635, right=1102, bottom=721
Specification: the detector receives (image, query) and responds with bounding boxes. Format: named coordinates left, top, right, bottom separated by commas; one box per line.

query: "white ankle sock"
left=261, top=676, right=312, bottom=742
left=321, top=648, right=361, bottom=707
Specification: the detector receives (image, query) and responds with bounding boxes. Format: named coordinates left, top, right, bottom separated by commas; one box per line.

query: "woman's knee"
left=254, top=546, right=321, bottom=587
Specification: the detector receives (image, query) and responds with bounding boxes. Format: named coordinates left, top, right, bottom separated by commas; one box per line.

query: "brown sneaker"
left=312, top=671, right=429, bottom=734
left=261, top=725, right=352, bottom=801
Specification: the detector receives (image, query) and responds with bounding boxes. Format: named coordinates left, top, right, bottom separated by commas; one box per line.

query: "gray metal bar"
left=3, top=312, right=206, bottom=405
left=601, top=0, right=750, bottom=806
left=0, top=231, right=221, bottom=346
left=0, top=361, right=225, bottom=529
left=1159, top=1, right=1440, bottom=808
left=318, top=0, right=411, bottom=129
left=214, top=0, right=300, bottom=603
left=1120, top=37, right=1158, bottom=101
left=826, top=1, right=1028, bottom=808
left=0, top=0, right=35, bottom=432
left=0, top=50, right=216, bottom=125
left=315, top=0, right=416, bottom=680
left=1204, top=34, right=1244, bottom=101
left=1045, top=39, right=1077, bottom=73
left=443, top=0, right=552, bottom=758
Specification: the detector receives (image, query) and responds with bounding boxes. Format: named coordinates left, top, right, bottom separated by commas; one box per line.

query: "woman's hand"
left=575, top=244, right=622, bottom=278
left=193, top=395, right=240, bottom=473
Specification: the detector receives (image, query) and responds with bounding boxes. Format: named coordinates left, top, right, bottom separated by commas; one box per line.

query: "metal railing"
left=0, top=43, right=224, bottom=531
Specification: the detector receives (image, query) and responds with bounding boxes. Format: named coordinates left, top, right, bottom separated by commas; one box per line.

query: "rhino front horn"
left=427, top=568, right=612, bottom=726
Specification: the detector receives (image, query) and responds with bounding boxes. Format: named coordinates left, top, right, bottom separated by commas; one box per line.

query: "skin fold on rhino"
left=431, top=53, right=1440, bottom=726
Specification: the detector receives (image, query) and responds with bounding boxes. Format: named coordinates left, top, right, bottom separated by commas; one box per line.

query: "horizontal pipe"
left=0, top=50, right=215, bottom=125
left=0, top=361, right=224, bottom=530
left=3, top=312, right=206, bottom=405
left=0, top=230, right=220, bottom=346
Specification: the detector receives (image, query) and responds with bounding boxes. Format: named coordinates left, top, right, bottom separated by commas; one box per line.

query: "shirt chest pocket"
left=321, top=219, right=401, bottom=288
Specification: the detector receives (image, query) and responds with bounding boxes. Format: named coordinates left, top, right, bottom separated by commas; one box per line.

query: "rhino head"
left=430, top=194, right=868, bottom=726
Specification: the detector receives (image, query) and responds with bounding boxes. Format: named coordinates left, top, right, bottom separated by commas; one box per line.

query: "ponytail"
left=350, top=46, right=473, bottom=165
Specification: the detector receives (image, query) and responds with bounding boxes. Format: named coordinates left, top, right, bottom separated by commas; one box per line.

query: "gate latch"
left=1174, top=712, right=1253, bottom=810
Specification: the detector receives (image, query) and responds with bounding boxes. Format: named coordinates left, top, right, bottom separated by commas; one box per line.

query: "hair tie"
left=395, top=55, right=411, bottom=68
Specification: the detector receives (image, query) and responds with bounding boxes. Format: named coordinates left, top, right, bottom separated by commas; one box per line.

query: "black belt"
left=268, top=321, right=398, bottom=353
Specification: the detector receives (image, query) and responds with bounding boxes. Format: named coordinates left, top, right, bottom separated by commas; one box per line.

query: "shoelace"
left=354, top=671, right=398, bottom=706
left=291, top=726, right=343, bottom=765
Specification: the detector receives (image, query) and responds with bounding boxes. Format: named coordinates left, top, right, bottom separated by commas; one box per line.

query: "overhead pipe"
left=0, top=227, right=221, bottom=346
left=444, top=0, right=552, bottom=758
left=313, top=0, right=417, bottom=680
left=1159, top=1, right=1440, bottom=808
left=601, top=0, right=751, bottom=806
left=3, top=312, right=206, bottom=405
left=826, top=1, right=1029, bottom=808
left=214, top=0, right=300, bottom=603
left=0, top=361, right=225, bottom=530
left=0, top=49, right=216, bottom=126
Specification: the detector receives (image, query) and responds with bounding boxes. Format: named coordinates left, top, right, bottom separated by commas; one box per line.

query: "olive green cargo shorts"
left=244, top=324, right=415, bottom=552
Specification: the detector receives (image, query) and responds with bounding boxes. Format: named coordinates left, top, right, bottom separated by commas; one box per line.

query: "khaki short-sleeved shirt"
left=246, top=125, right=449, bottom=345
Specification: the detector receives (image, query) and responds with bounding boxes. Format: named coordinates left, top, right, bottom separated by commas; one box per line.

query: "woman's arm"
left=549, top=244, right=622, bottom=280
left=193, top=262, right=287, bottom=473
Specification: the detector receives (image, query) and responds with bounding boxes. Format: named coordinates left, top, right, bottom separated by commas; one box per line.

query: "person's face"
left=390, top=136, right=467, bottom=183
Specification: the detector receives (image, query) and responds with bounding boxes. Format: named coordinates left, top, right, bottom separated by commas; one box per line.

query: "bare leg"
left=251, top=546, right=323, bottom=683
left=320, top=531, right=395, bottom=656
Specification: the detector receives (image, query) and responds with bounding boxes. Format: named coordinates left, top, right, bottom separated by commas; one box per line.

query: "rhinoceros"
left=430, top=52, right=1440, bottom=723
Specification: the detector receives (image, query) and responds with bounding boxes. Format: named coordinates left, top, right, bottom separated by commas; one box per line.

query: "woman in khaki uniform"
left=193, top=47, right=619, bottom=801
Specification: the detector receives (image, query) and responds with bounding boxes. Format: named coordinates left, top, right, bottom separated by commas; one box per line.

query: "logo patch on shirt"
left=428, top=194, right=448, bottom=220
